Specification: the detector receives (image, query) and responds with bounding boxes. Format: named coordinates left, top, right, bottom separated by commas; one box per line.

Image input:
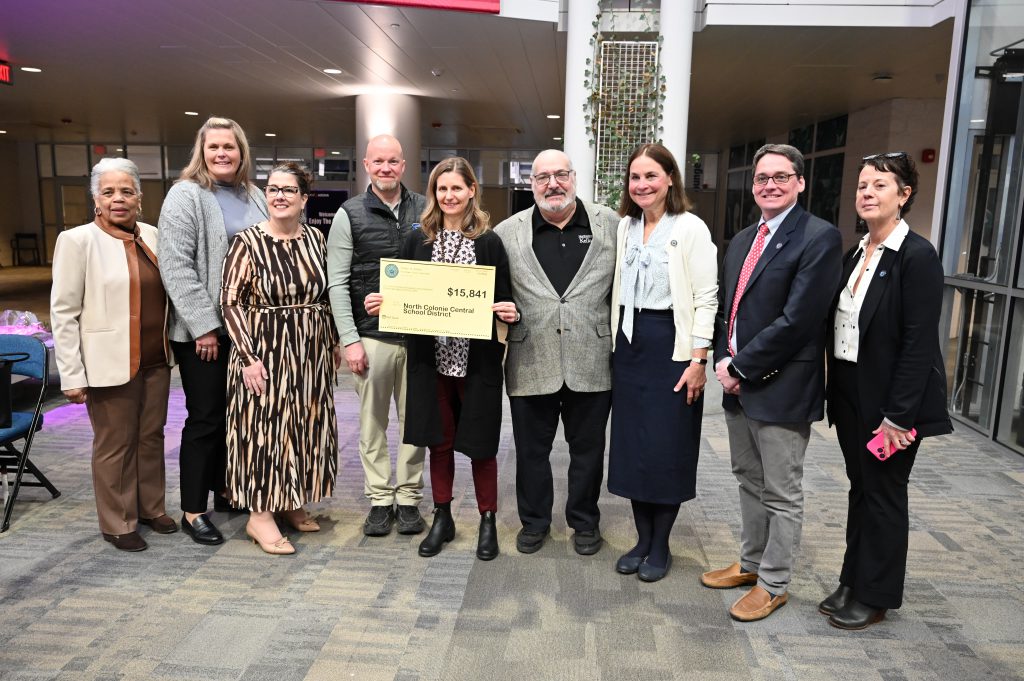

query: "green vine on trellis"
left=582, top=2, right=666, bottom=208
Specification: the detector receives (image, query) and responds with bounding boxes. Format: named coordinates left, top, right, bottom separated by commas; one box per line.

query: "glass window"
left=37, top=145, right=53, bottom=178
left=480, top=150, right=507, bottom=187
left=39, top=178, right=57, bottom=224
left=275, top=147, right=312, bottom=169
left=127, top=146, right=163, bottom=180
left=798, top=157, right=813, bottom=210
left=809, top=153, right=844, bottom=227
left=90, top=144, right=123, bottom=169
left=946, top=287, right=1005, bottom=430
left=54, top=145, right=88, bottom=177
left=725, top=170, right=755, bottom=240
left=140, top=180, right=165, bottom=225
left=165, top=146, right=191, bottom=180
left=728, top=144, right=745, bottom=169
left=788, top=125, right=814, bottom=155
left=815, top=115, right=847, bottom=151
left=251, top=146, right=275, bottom=181
left=997, top=299, right=1024, bottom=453
left=745, top=139, right=764, bottom=167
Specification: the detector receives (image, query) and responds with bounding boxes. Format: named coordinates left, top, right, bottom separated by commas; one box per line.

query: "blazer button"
left=557, top=329, right=562, bottom=334
left=560, top=298, right=566, bottom=304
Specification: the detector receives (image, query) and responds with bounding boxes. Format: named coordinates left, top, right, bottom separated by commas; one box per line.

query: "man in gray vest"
left=327, top=134, right=428, bottom=537
left=494, top=149, right=619, bottom=555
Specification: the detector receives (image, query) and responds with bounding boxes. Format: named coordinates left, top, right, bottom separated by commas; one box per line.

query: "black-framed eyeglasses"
left=862, top=151, right=908, bottom=161
left=266, top=185, right=301, bottom=197
left=753, top=173, right=798, bottom=186
left=531, top=170, right=574, bottom=185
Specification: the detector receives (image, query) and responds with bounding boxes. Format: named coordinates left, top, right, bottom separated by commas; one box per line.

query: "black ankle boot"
left=476, top=511, right=499, bottom=561
left=418, top=503, right=455, bottom=557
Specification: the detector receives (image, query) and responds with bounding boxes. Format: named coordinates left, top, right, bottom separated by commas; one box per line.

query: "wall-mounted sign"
left=329, top=0, right=499, bottom=14
left=0, top=61, right=12, bottom=86
left=305, top=190, right=349, bottom=236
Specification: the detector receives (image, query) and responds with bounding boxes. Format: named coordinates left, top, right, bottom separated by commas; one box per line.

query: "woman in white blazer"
left=607, top=143, right=718, bottom=582
left=51, top=158, right=174, bottom=552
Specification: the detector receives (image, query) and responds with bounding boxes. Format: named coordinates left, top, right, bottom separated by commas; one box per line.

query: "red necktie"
left=729, top=223, right=770, bottom=355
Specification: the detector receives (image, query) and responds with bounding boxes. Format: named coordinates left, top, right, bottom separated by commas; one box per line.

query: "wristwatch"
left=690, top=357, right=707, bottom=365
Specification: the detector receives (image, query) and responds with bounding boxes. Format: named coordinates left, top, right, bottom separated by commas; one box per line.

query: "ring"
left=898, top=439, right=908, bottom=446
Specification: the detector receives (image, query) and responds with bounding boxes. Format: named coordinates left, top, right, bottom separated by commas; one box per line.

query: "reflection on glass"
left=951, top=136, right=1013, bottom=283
left=997, top=299, right=1024, bottom=453
left=140, top=180, right=165, bottom=224
left=745, top=139, right=765, bottom=166
left=810, top=153, right=844, bottom=227
left=126, top=146, right=163, bottom=179
left=60, top=184, right=90, bottom=227
left=54, top=145, right=88, bottom=177
left=815, top=115, right=848, bottom=152
left=946, top=287, right=1004, bottom=429
left=164, top=146, right=191, bottom=180
left=728, top=144, right=745, bottom=169
left=724, top=170, right=746, bottom=240
left=789, top=125, right=814, bottom=155
left=38, top=145, right=54, bottom=178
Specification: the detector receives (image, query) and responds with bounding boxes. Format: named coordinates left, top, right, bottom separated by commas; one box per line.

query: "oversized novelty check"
left=378, top=258, right=496, bottom=340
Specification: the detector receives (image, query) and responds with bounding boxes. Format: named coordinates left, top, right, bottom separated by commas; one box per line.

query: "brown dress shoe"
left=701, top=562, right=758, bottom=589
left=139, top=515, right=178, bottom=534
left=102, top=531, right=148, bottom=552
left=729, top=585, right=788, bottom=622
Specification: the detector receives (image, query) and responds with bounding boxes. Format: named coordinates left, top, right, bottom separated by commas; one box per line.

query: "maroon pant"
left=429, top=374, right=497, bottom=513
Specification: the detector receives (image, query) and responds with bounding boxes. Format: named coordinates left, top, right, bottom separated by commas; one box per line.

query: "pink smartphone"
left=866, top=428, right=918, bottom=461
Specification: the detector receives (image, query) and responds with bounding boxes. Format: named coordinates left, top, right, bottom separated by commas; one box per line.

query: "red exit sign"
left=0, top=61, right=11, bottom=86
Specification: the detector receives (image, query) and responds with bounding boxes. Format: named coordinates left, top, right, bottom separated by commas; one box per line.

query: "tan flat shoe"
left=278, top=509, right=320, bottom=532
left=245, top=523, right=295, bottom=555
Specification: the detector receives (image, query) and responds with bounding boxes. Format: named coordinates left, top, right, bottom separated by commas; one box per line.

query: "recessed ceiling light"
left=431, top=68, right=444, bottom=77
left=330, top=151, right=340, bottom=155
left=116, top=147, right=123, bottom=152
left=547, top=114, right=561, bottom=119
left=451, top=88, right=459, bottom=93
left=553, top=136, right=562, bottom=141
left=323, top=68, right=342, bottom=75
left=970, top=119, right=985, bottom=123
left=20, top=67, right=42, bottom=73
left=185, top=111, right=199, bottom=116
left=0, top=130, right=6, bottom=134
left=390, top=23, right=400, bottom=29
left=265, top=133, right=276, bottom=137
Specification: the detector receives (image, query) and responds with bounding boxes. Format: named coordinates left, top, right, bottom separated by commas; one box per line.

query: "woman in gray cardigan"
left=158, top=116, right=268, bottom=545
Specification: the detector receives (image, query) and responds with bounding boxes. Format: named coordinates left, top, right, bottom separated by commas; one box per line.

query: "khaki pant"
left=353, top=337, right=425, bottom=505
left=85, top=365, right=171, bottom=534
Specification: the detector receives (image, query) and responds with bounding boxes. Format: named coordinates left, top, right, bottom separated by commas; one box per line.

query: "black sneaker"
left=363, top=505, right=394, bottom=537
left=395, top=505, right=426, bottom=534
left=515, top=527, right=549, bottom=554
left=572, top=528, right=603, bottom=556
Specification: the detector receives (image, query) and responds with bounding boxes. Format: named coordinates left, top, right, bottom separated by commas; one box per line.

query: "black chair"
left=10, top=233, right=42, bottom=266
left=0, top=334, right=59, bottom=532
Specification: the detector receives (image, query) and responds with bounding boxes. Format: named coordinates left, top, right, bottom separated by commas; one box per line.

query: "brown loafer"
left=102, top=531, right=148, bottom=552
left=139, top=515, right=178, bottom=534
left=729, top=585, right=788, bottom=622
left=701, top=562, right=758, bottom=589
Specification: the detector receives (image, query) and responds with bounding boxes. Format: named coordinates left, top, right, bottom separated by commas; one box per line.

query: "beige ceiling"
left=0, top=0, right=953, bottom=152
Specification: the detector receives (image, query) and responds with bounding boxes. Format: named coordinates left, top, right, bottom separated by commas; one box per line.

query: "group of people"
left=49, top=113, right=950, bottom=631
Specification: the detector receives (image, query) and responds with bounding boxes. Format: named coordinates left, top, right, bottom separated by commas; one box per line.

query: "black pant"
left=172, top=337, right=230, bottom=514
left=509, top=386, right=611, bottom=533
left=831, top=360, right=918, bottom=609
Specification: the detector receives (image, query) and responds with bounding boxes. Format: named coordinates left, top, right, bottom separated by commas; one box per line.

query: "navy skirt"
left=608, top=309, right=703, bottom=505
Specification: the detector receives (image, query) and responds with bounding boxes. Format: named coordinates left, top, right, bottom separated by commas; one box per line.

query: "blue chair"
left=0, top=334, right=60, bottom=532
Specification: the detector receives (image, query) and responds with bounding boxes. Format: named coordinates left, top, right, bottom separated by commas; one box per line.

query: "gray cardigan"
left=158, top=180, right=268, bottom=343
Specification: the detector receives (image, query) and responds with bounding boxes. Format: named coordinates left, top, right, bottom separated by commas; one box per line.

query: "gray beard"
left=536, top=192, right=575, bottom=213
left=372, top=178, right=399, bottom=194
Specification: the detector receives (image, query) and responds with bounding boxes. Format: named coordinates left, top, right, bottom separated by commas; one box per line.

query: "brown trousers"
left=85, top=365, right=171, bottom=534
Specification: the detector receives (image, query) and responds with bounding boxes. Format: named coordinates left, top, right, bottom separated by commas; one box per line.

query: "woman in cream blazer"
left=607, top=143, right=718, bottom=583
left=51, top=158, right=174, bottom=553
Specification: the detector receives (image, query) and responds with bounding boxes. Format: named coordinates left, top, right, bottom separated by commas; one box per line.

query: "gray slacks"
left=724, top=407, right=810, bottom=595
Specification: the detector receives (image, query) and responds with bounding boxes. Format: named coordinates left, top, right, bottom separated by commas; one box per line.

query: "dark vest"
left=344, top=184, right=427, bottom=339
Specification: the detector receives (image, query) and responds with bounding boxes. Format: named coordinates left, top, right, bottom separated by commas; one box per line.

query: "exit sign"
left=0, top=61, right=11, bottom=86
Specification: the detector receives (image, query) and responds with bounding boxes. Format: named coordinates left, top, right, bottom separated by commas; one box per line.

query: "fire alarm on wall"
left=921, top=149, right=936, bottom=163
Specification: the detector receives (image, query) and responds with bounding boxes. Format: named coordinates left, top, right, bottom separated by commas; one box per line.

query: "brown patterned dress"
left=221, top=224, right=338, bottom=512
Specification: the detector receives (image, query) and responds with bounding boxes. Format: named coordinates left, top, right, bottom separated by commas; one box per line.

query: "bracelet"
left=690, top=357, right=708, bottom=365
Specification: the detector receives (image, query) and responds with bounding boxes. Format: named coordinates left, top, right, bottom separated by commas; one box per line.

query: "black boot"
left=476, top=511, right=499, bottom=561
left=418, top=503, right=455, bottom=557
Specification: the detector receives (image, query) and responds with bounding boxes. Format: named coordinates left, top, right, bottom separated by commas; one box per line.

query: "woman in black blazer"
left=822, top=152, right=952, bottom=629
left=365, top=157, right=517, bottom=561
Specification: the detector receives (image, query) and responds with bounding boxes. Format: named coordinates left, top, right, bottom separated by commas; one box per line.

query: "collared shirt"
left=834, top=220, right=910, bottom=363
left=531, top=198, right=592, bottom=296
left=728, top=202, right=798, bottom=357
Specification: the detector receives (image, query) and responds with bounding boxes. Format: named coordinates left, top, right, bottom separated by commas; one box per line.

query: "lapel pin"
left=776, top=243, right=782, bottom=249
left=670, top=240, right=678, bottom=247
left=879, top=271, right=887, bottom=277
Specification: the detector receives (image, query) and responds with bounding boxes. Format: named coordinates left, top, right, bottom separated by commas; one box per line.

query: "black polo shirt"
left=531, top=199, right=592, bottom=296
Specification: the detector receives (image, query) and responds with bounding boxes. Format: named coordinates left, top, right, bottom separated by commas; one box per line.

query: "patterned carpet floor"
left=1, top=372, right=1022, bottom=681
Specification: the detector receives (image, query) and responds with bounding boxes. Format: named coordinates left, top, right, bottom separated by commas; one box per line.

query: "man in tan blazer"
left=494, top=149, right=619, bottom=556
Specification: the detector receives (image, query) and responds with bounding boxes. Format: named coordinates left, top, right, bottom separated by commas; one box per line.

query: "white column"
left=355, top=93, right=422, bottom=193
left=563, top=0, right=600, bottom=201
left=659, top=0, right=695, bottom=163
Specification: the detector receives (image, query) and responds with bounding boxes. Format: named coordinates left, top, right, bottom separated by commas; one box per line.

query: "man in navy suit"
left=701, top=144, right=842, bottom=622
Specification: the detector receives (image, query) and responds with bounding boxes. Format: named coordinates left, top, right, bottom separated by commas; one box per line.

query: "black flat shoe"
left=615, top=554, right=645, bottom=575
left=828, top=599, right=886, bottom=630
left=476, top=511, right=499, bottom=561
left=515, top=527, right=549, bottom=554
left=638, top=554, right=672, bottom=583
left=181, top=513, right=224, bottom=545
left=819, top=584, right=853, bottom=616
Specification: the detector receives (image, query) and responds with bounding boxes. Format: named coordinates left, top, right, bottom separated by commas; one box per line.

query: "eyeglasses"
left=753, top=173, right=798, bottom=186
left=369, top=159, right=403, bottom=168
left=862, top=151, right=908, bottom=161
left=531, top=170, right=574, bottom=185
left=266, top=185, right=301, bottom=197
